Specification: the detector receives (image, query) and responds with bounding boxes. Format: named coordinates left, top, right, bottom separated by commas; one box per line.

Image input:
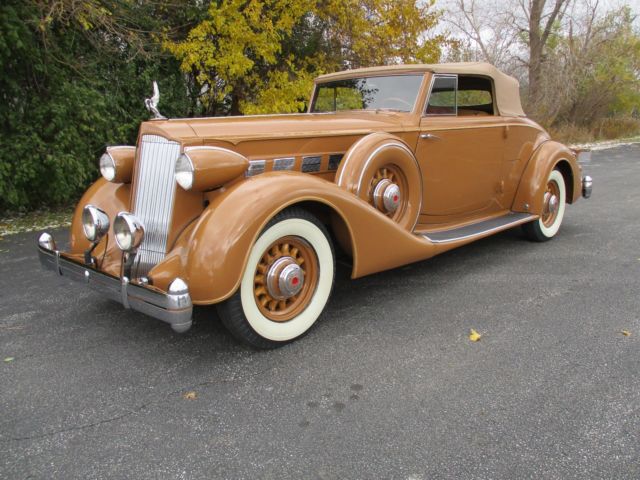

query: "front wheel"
left=522, top=169, right=566, bottom=242
left=216, top=208, right=335, bottom=348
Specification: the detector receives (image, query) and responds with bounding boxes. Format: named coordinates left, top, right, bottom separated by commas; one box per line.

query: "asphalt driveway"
left=1, top=144, right=638, bottom=479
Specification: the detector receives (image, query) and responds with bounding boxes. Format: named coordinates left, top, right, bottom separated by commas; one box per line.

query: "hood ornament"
left=144, top=81, right=166, bottom=120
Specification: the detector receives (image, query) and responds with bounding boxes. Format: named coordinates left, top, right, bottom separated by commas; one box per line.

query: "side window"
left=425, top=75, right=457, bottom=115
left=457, top=76, right=494, bottom=116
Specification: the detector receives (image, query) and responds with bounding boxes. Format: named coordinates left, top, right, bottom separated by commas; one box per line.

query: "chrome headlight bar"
left=113, top=212, right=145, bottom=252
left=82, top=205, right=110, bottom=243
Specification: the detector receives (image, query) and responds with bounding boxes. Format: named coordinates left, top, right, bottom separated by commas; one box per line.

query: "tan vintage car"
left=38, top=62, right=593, bottom=348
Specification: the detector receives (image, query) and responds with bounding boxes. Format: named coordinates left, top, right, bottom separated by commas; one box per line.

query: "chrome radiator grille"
left=131, top=134, right=181, bottom=278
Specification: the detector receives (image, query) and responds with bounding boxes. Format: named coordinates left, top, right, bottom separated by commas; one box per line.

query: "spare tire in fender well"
left=336, top=132, right=422, bottom=231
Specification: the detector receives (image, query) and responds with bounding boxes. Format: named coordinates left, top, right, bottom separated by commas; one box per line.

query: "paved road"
left=1, top=144, right=639, bottom=479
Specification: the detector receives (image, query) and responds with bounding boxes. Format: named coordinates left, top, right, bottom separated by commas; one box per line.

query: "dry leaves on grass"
left=183, top=391, right=198, bottom=400
left=469, top=329, right=482, bottom=342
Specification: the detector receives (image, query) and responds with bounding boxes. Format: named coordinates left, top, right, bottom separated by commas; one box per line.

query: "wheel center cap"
left=545, top=192, right=559, bottom=215
left=373, top=180, right=401, bottom=213
left=266, top=257, right=304, bottom=300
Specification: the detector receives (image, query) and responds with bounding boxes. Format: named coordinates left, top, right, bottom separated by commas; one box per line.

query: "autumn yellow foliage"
left=164, top=0, right=448, bottom=115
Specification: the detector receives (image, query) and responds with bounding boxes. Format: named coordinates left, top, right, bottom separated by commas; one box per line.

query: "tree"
left=0, top=0, right=204, bottom=212
left=318, top=0, right=447, bottom=68
left=164, top=0, right=317, bottom=116
left=165, top=0, right=449, bottom=115
left=561, top=6, right=640, bottom=124
left=446, top=0, right=520, bottom=70
left=526, top=0, right=572, bottom=105
left=446, top=0, right=640, bottom=131
left=0, top=0, right=452, bottom=212
left=447, top=0, right=572, bottom=112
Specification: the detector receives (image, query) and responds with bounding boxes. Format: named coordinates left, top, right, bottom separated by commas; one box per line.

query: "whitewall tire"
left=217, top=207, right=335, bottom=348
left=523, top=169, right=567, bottom=242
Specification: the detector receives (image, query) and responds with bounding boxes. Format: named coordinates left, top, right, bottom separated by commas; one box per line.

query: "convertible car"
left=38, top=62, right=592, bottom=348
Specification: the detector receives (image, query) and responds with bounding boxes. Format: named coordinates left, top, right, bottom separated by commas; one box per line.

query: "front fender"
left=68, top=178, right=131, bottom=277
left=511, top=141, right=582, bottom=215
left=152, top=172, right=438, bottom=304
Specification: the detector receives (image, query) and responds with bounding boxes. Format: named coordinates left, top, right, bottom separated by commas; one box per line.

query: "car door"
left=415, top=74, right=506, bottom=221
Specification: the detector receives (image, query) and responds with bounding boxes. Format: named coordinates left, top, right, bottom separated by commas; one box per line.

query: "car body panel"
left=39, top=62, right=589, bottom=333
left=416, top=116, right=505, bottom=217
left=149, top=172, right=439, bottom=303
left=138, top=110, right=416, bottom=145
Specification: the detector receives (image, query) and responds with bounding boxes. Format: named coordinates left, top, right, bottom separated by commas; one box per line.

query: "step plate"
left=421, top=212, right=536, bottom=244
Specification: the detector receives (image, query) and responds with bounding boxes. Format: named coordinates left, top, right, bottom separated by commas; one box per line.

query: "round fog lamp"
left=82, top=205, right=110, bottom=242
left=99, top=152, right=116, bottom=182
left=113, top=212, right=144, bottom=251
left=175, top=153, right=194, bottom=191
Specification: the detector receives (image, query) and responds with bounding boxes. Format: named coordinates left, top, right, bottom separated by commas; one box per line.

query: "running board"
left=420, top=212, right=536, bottom=244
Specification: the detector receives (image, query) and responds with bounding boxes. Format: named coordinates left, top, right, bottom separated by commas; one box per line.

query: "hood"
left=138, top=111, right=412, bottom=145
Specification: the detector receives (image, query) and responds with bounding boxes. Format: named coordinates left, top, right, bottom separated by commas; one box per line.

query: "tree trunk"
left=528, top=0, right=545, bottom=105
left=527, top=0, right=569, bottom=115
left=230, top=91, right=242, bottom=116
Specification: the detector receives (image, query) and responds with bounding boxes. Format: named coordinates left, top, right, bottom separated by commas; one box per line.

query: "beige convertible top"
left=315, top=62, right=526, bottom=118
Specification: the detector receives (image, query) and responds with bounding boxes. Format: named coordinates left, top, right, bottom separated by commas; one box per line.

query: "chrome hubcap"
left=266, top=257, right=305, bottom=300
left=373, top=180, right=401, bottom=213
left=544, top=192, right=559, bottom=215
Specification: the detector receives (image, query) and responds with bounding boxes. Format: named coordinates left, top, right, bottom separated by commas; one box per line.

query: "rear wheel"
left=217, top=207, right=335, bottom=348
left=523, top=169, right=566, bottom=242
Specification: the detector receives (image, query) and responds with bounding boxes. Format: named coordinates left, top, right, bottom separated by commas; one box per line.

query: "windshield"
left=311, top=75, right=423, bottom=113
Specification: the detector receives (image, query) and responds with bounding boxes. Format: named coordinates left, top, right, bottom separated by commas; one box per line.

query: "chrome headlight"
left=174, top=147, right=249, bottom=192
left=99, top=146, right=135, bottom=183
left=175, top=153, right=194, bottom=191
left=82, top=205, right=110, bottom=242
left=113, top=212, right=144, bottom=251
left=99, top=152, right=116, bottom=182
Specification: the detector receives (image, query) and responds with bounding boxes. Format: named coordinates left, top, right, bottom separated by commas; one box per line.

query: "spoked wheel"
left=369, top=164, right=408, bottom=222
left=523, top=169, right=566, bottom=242
left=217, top=207, right=335, bottom=348
left=253, top=236, right=319, bottom=322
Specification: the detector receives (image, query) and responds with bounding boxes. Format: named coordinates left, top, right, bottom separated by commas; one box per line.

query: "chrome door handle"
left=420, top=133, right=440, bottom=140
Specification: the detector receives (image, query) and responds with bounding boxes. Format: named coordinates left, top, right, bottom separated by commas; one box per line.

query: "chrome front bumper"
left=37, top=233, right=193, bottom=333
left=582, top=175, right=593, bottom=199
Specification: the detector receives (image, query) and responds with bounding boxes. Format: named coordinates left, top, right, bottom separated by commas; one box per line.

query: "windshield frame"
left=309, top=73, right=427, bottom=115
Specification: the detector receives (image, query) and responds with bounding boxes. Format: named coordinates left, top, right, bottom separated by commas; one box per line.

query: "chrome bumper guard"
left=37, top=233, right=193, bottom=333
left=582, top=175, right=593, bottom=199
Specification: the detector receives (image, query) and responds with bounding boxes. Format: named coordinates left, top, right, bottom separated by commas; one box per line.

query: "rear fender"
left=511, top=141, right=582, bottom=215
left=152, top=172, right=437, bottom=304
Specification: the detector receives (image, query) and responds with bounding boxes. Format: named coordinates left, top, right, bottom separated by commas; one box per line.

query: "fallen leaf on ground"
left=621, top=330, right=631, bottom=337
left=469, top=329, right=482, bottom=342
left=183, top=391, right=197, bottom=400
left=4, top=357, right=15, bottom=363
